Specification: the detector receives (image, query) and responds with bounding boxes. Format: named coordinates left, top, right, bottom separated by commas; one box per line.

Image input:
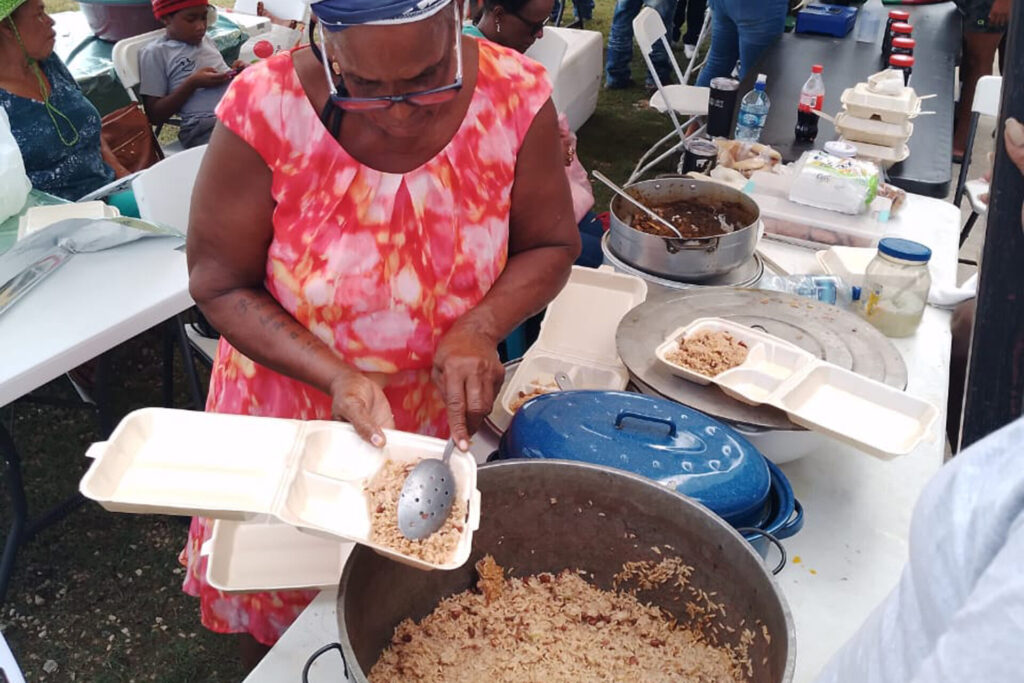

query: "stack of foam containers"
left=836, top=70, right=922, bottom=168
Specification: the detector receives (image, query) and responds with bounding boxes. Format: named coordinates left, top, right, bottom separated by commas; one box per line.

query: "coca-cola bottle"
left=795, top=64, right=825, bottom=143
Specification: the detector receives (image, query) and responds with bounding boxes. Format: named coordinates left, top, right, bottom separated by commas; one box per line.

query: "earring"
left=331, top=61, right=342, bottom=75
left=496, top=19, right=501, bottom=33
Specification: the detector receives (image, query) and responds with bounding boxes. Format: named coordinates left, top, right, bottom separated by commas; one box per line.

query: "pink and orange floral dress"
left=179, top=39, right=552, bottom=645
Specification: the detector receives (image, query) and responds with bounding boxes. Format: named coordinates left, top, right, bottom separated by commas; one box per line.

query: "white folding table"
left=0, top=236, right=192, bottom=601
left=246, top=193, right=960, bottom=683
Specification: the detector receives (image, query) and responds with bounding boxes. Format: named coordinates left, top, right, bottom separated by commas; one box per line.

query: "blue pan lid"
left=498, top=391, right=772, bottom=527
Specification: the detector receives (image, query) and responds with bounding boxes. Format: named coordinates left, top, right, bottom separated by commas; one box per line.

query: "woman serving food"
left=183, top=0, right=579, bottom=660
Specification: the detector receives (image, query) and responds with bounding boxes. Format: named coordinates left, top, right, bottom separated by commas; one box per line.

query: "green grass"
left=4, top=3, right=696, bottom=682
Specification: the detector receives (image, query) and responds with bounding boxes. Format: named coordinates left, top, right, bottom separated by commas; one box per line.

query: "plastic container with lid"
left=859, top=238, right=932, bottom=338
left=881, top=9, right=910, bottom=57
left=885, top=21, right=913, bottom=60
left=889, top=54, right=914, bottom=86
left=824, top=140, right=858, bottom=159
left=891, top=36, right=916, bottom=57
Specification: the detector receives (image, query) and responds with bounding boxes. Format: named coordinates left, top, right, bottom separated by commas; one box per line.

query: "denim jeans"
left=550, top=0, right=595, bottom=23
left=605, top=0, right=679, bottom=87
left=695, top=0, right=787, bottom=87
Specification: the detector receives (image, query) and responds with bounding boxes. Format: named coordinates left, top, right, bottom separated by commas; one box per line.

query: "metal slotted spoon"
left=397, top=438, right=457, bottom=540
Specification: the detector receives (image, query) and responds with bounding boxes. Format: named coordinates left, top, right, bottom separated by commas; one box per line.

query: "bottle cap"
left=889, top=10, right=910, bottom=21
left=812, top=64, right=823, bottom=74
left=891, top=22, right=913, bottom=34
left=892, top=37, right=916, bottom=50
left=889, top=54, right=915, bottom=68
left=253, top=40, right=275, bottom=59
left=878, top=238, right=931, bottom=263
left=755, top=73, right=767, bottom=89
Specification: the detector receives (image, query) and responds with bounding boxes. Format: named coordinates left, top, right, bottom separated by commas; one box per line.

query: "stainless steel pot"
left=609, top=177, right=761, bottom=281
left=329, top=460, right=795, bottom=683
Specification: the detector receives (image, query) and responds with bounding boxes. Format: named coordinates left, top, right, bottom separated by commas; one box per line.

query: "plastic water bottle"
left=795, top=65, right=825, bottom=142
left=759, top=274, right=861, bottom=309
left=734, top=74, right=770, bottom=142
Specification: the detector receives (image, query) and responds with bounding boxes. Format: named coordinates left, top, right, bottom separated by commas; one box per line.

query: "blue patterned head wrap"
left=311, top=0, right=452, bottom=30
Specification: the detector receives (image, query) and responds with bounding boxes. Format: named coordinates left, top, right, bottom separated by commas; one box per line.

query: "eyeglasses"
left=508, top=9, right=549, bottom=36
left=318, top=1, right=463, bottom=112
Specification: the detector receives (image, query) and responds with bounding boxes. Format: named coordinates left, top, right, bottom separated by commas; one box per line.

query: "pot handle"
left=667, top=236, right=720, bottom=251
left=736, top=527, right=787, bottom=575
left=773, top=499, right=804, bottom=540
left=614, top=411, right=677, bottom=438
left=302, top=642, right=347, bottom=682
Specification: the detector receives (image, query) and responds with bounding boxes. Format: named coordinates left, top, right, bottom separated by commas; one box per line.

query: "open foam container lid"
left=499, top=266, right=647, bottom=414
left=80, top=408, right=480, bottom=573
left=655, top=318, right=939, bottom=459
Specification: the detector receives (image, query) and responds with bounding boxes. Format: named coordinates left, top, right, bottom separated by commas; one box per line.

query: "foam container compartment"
left=499, top=266, right=647, bottom=416
left=816, top=246, right=877, bottom=288
left=834, top=112, right=913, bottom=148
left=202, top=517, right=354, bottom=592
left=18, top=201, right=120, bottom=240
left=840, top=83, right=922, bottom=124
left=841, top=139, right=911, bottom=169
left=81, top=408, right=480, bottom=572
left=656, top=318, right=938, bottom=459
left=749, top=171, right=891, bottom=248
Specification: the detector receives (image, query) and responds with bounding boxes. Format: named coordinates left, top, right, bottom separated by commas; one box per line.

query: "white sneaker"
left=684, top=43, right=697, bottom=59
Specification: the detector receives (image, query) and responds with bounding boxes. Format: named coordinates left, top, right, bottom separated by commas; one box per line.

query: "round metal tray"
left=601, top=232, right=765, bottom=290
left=616, top=288, right=908, bottom=431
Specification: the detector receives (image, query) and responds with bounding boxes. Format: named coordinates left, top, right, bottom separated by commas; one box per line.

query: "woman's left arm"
left=100, top=137, right=130, bottom=178
left=433, top=98, right=581, bottom=448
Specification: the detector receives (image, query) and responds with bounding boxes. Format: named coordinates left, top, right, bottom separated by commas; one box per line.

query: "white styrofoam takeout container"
left=80, top=408, right=480, bottom=572
left=655, top=318, right=939, bottom=459
left=841, top=139, right=911, bottom=169
left=18, top=201, right=120, bottom=240
left=834, top=112, right=913, bottom=148
left=816, top=246, right=877, bottom=288
left=499, top=265, right=647, bottom=416
left=840, top=82, right=922, bottom=124
left=202, top=516, right=355, bottom=592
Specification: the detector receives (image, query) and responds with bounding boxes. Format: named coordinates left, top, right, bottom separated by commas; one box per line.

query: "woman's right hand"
left=329, top=370, right=395, bottom=447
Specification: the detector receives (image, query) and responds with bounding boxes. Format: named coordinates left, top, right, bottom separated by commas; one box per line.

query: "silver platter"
left=616, top=288, right=908, bottom=431
left=601, top=232, right=765, bottom=290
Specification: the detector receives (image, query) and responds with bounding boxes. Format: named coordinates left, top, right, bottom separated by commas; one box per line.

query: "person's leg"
left=682, top=0, right=706, bottom=45
left=645, top=0, right=680, bottom=86
left=695, top=0, right=739, bottom=87
left=606, top=0, right=643, bottom=88
left=733, top=0, right=787, bottom=80
left=954, top=30, right=1003, bottom=158
left=239, top=633, right=271, bottom=672
left=672, top=0, right=687, bottom=43
left=572, top=0, right=594, bottom=22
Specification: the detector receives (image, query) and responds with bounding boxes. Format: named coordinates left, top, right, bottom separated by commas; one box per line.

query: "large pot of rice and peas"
left=317, top=460, right=795, bottom=683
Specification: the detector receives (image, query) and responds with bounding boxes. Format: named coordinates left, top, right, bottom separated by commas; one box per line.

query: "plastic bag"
left=0, top=107, right=31, bottom=225
left=789, top=150, right=880, bottom=215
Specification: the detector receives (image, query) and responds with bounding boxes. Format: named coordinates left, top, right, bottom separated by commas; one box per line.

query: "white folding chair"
left=954, top=75, right=1002, bottom=252
left=110, top=6, right=219, bottom=157
left=628, top=6, right=710, bottom=183
left=0, top=630, right=25, bottom=683
left=132, top=146, right=219, bottom=400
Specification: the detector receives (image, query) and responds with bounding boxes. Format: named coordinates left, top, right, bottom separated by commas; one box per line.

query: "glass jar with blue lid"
left=859, top=237, right=932, bottom=338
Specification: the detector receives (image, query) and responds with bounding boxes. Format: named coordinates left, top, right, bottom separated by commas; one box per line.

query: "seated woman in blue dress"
left=0, top=0, right=132, bottom=202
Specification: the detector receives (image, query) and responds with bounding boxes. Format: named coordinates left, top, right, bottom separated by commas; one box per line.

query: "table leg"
left=174, top=315, right=205, bottom=411
left=163, top=320, right=175, bottom=408
left=0, top=422, right=28, bottom=605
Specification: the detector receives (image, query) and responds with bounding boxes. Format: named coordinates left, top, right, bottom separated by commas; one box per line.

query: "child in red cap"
left=138, top=0, right=245, bottom=148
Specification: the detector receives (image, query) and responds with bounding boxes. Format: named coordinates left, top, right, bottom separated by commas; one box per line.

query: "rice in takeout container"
left=80, top=408, right=480, bottom=577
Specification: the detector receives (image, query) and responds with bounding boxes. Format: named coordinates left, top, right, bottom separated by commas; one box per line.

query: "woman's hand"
left=329, top=370, right=395, bottom=447
left=433, top=325, right=505, bottom=450
left=989, top=0, right=1011, bottom=27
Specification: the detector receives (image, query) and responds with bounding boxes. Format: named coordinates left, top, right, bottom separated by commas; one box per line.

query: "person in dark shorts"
left=953, top=0, right=1011, bottom=160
